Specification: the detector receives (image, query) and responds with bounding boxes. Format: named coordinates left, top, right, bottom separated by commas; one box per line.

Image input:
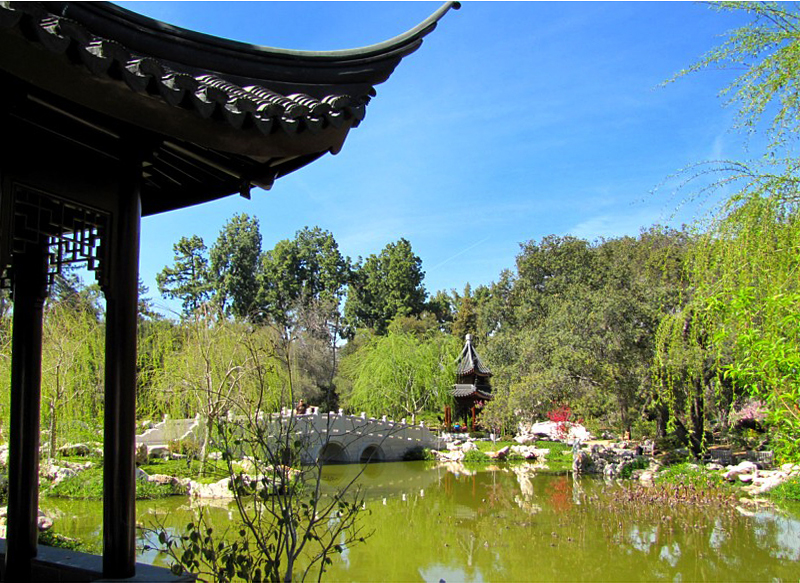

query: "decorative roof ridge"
left=0, top=2, right=373, bottom=139
left=42, top=1, right=460, bottom=86
left=1, top=2, right=459, bottom=141
left=455, top=334, right=492, bottom=377
left=76, top=1, right=461, bottom=62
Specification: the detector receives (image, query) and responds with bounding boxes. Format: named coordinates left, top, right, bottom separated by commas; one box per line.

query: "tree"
left=258, top=227, right=351, bottom=408
left=210, top=214, right=262, bottom=320
left=147, top=313, right=370, bottom=583
left=157, top=235, right=212, bottom=316
left=481, top=230, right=690, bottom=436
left=659, top=1, right=800, bottom=458
left=450, top=284, right=478, bottom=342
left=41, top=300, right=105, bottom=453
left=339, top=328, right=459, bottom=423
left=344, top=238, right=426, bottom=334
left=155, top=310, right=283, bottom=474
left=670, top=1, right=800, bottom=153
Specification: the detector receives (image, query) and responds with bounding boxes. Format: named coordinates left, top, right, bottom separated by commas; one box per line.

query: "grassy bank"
left=46, top=467, right=183, bottom=500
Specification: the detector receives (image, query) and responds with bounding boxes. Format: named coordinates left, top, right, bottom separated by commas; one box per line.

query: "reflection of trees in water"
left=545, top=475, right=572, bottom=514
left=571, top=481, right=800, bottom=581
left=43, top=465, right=800, bottom=582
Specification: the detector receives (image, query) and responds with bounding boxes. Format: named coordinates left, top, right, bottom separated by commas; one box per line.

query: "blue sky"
left=114, top=1, right=755, bottom=316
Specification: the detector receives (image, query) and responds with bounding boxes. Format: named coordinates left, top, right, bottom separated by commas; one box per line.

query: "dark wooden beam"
left=5, top=241, right=48, bottom=581
left=102, top=148, right=142, bottom=579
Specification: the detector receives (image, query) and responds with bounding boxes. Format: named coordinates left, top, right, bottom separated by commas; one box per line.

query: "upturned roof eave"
left=49, top=1, right=460, bottom=87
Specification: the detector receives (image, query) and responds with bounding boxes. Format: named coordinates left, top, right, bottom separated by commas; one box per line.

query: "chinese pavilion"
left=0, top=1, right=459, bottom=579
left=452, top=334, right=493, bottom=429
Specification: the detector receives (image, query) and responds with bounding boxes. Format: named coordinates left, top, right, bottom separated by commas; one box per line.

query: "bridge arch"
left=359, top=444, right=384, bottom=464
left=319, top=441, right=348, bottom=464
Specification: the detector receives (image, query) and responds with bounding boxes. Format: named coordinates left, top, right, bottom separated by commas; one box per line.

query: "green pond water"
left=41, top=462, right=800, bottom=582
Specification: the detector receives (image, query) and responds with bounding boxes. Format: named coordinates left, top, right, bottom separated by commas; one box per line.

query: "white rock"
left=147, top=445, right=170, bottom=459
left=188, top=478, right=234, bottom=499
left=723, top=461, right=758, bottom=482
left=460, top=441, right=478, bottom=453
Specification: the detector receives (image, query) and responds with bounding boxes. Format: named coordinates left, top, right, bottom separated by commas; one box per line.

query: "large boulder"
left=135, top=443, right=149, bottom=465
left=510, top=446, right=548, bottom=460
left=572, top=450, right=594, bottom=474
left=58, top=443, right=92, bottom=457
left=486, top=446, right=510, bottom=460
left=188, top=478, right=234, bottom=499
left=517, top=421, right=592, bottom=443
left=723, top=461, right=759, bottom=482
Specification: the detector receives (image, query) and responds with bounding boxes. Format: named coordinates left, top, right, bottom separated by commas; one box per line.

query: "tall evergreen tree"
left=210, top=214, right=262, bottom=320
left=345, top=238, right=426, bottom=334
left=157, top=235, right=212, bottom=316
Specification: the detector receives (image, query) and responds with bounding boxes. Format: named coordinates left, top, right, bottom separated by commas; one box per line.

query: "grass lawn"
left=464, top=439, right=573, bottom=470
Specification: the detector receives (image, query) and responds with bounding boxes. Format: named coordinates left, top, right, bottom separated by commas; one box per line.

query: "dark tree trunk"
left=689, top=384, right=704, bottom=457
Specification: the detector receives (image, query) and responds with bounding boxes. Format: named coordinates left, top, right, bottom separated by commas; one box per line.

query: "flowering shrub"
left=547, top=405, right=578, bottom=440
left=729, top=399, right=768, bottom=430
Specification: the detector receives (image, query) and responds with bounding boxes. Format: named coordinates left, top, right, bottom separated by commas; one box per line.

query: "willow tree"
left=41, top=301, right=105, bottom=454
left=339, top=328, right=459, bottom=423
left=658, top=1, right=800, bottom=458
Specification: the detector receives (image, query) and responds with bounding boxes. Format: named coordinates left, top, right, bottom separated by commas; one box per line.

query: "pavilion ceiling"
left=0, top=1, right=459, bottom=215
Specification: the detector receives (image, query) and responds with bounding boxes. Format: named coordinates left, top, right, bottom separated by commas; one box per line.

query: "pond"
left=41, top=462, right=800, bottom=582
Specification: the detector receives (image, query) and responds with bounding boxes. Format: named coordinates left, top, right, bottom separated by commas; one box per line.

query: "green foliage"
left=655, top=462, right=726, bottom=490
left=481, top=228, right=690, bottom=436
left=619, top=457, right=650, bottom=479
left=258, top=226, right=351, bottom=331
left=39, top=530, right=98, bottom=554
left=41, top=296, right=105, bottom=455
left=345, top=238, right=427, bottom=334
left=210, top=213, right=262, bottom=320
left=669, top=1, right=800, bottom=152
left=139, top=457, right=226, bottom=483
left=156, top=235, right=212, bottom=316
left=463, top=448, right=491, bottom=463
left=46, top=467, right=181, bottom=500
left=767, top=475, right=800, bottom=501
left=339, top=329, right=459, bottom=422
left=402, top=446, right=435, bottom=461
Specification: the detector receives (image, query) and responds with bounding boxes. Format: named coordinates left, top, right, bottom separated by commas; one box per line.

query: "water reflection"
left=40, top=462, right=800, bottom=582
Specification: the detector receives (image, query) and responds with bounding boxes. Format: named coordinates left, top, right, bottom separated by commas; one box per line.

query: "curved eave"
left=51, top=1, right=461, bottom=90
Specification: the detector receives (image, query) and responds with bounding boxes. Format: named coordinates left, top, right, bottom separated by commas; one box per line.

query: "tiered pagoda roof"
left=453, top=334, right=493, bottom=400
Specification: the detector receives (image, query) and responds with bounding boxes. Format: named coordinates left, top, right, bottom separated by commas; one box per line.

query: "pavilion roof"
left=455, top=334, right=492, bottom=377
left=0, top=1, right=459, bottom=215
left=452, top=384, right=493, bottom=400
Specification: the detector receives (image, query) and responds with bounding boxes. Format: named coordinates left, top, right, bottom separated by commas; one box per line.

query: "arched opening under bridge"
left=359, top=445, right=385, bottom=464
left=320, top=442, right=348, bottom=464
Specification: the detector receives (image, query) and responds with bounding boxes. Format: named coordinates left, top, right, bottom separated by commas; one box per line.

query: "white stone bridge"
left=136, top=409, right=442, bottom=464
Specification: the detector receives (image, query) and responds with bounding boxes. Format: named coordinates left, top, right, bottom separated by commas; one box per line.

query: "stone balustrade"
left=136, top=410, right=441, bottom=464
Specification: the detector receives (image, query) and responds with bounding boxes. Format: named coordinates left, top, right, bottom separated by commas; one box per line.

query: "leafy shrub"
left=655, top=462, right=725, bottom=489
left=39, top=530, right=98, bottom=553
left=403, top=446, right=434, bottom=461
left=169, top=439, right=201, bottom=459
left=547, top=405, right=581, bottom=440
left=620, top=457, right=649, bottom=479
left=463, top=449, right=489, bottom=463
left=767, top=475, right=800, bottom=502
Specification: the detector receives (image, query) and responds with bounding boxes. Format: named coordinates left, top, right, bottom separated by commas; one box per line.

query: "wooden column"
left=102, top=151, right=141, bottom=579
left=5, top=242, right=49, bottom=581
